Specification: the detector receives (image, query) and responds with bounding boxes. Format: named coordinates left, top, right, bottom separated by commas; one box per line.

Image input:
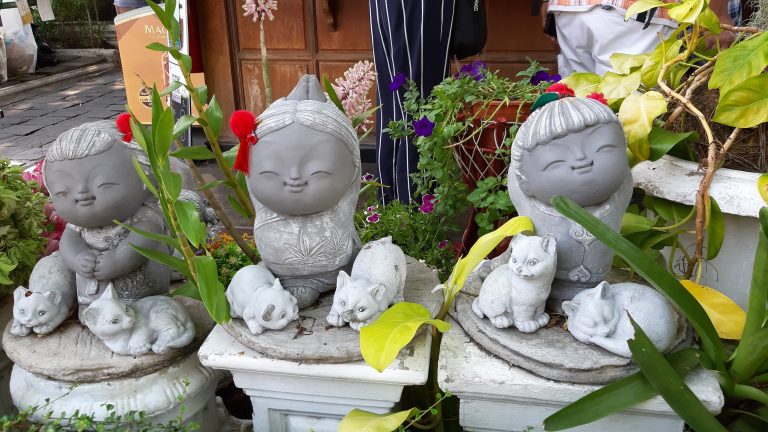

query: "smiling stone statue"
left=507, top=96, right=632, bottom=304
left=246, top=75, right=361, bottom=308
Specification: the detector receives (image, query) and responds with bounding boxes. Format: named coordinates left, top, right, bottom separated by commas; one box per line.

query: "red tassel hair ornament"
left=229, top=110, right=258, bottom=175
left=116, top=113, right=133, bottom=142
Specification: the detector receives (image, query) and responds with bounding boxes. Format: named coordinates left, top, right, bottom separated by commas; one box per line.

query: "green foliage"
left=209, top=232, right=259, bottom=287
left=387, top=63, right=548, bottom=227
left=31, top=0, right=107, bottom=48
left=0, top=160, right=47, bottom=293
left=354, top=200, right=457, bottom=281
left=545, top=198, right=768, bottom=431
left=339, top=390, right=454, bottom=432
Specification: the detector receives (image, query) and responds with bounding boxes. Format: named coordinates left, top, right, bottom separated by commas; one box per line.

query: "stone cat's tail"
left=167, top=320, right=196, bottom=349
left=471, top=298, right=484, bottom=318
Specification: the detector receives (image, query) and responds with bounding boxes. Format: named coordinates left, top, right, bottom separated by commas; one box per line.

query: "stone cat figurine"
left=562, top=281, right=681, bottom=357
left=327, top=236, right=407, bottom=331
left=11, top=253, right=76, bottom=336
left=226, top=263, right=300, bottom=335
left=82, top=284, right=195, bottom=356
left=472, top=234, right=557, bottom=333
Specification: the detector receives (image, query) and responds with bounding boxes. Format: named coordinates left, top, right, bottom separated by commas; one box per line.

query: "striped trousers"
left=370, top=0, right=455, bottom=204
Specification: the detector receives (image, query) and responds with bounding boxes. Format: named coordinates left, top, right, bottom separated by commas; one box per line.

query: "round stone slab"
left=2, top=298, right=214, bottom=383
left=222, top=256, right=442, bottom=363
left=452, top=291, right=688, bottom=384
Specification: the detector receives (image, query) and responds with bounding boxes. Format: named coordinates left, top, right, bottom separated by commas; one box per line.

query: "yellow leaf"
left=560, top=73, right=601, bottom=97
left=599, top=70, right=642, bottom=101
left=758, top=174, right=768, bottom=205
left=618, top=91, right=667, bottom=161
left=447, top=216, right=534, bottom=290
left=668, top=0, right=704, bottom=24
left=339, top=408, right=417, bottom=432
left=609, top=53, right=650, bottom=75
left=680, top=280, right=746, bottom=340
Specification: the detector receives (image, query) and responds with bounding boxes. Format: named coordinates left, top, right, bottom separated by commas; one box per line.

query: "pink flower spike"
left=366, top=213, right=380, bottom=223
left=438, top=240, right=449, bottom=249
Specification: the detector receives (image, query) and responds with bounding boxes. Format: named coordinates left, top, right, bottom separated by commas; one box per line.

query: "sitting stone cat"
left=327, top=236, right=407, bottom=331
left=562, top=281, right=681, bottom=357
left=472, top=234, right=557, bottom=333
left=82, top=284, right=196, bottom=356
left=11, top=253, right=76, bottom=336
left=226, top=263, right=300, bottom=335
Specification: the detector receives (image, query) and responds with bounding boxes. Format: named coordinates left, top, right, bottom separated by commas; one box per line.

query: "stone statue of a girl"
left=507, top=94, right=632, bottom=304
left=43, top=123, right=171, bottom=320
left=242, top=75, right=361, bottom=308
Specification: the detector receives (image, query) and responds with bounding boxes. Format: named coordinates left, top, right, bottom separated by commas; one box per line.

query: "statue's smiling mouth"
left=571, top=161, right=594, bottom=174
left=284, top=181, right=308, bottom=193
left=76, top=197, right=96, bottom=206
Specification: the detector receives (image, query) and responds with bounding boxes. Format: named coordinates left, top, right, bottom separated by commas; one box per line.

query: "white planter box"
left=632, top=156, right=763, bottom=308
left=198, top=325, right=430, bottom=432
left=438, top=319, right=724, bottom=432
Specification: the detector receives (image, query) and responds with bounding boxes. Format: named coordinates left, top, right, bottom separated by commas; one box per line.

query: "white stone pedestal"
left=11, top=352, right=221, bottom=430
left=0, top=301, right=13, bottom=415
left=198, top=325, right=431, bottom=432
left=438, top=320, right=724, bottom=432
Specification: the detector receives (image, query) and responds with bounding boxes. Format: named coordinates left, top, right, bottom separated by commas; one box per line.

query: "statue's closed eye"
left=596, top=144, right=616, bottom=152
left=259, top=171, right=280, bottom=176
left=98, top=182, right=119, bottom=189
left=310, top=171, right=332, bottom=176
left=54, top=191, right=68, bottom=197
left=543, top=160, right=565, bottom=170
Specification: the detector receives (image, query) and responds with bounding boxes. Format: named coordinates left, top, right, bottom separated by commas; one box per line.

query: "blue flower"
left=413, top=116, right=436, bottom=137
left=456, top=60, right=487, bottom=81
left=389, top=73, right=407, bottom=91
left=531, top=70, right=562, bottom=85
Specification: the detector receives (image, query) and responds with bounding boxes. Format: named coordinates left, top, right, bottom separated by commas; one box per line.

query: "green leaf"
left=131, top=244, right=191, bottom=279
left=160, top=81, right=183, bottom=97
left=159, top=169, right=182, bottom=201
left=645, top=196, right=693, bottom=224
left=194, top=85, right=208, bottom=105
left=116, top=221, right=180, bottom=251
left=198, top=179, right=225, bottom=191
left=172, top=115, right=197, bottom=139
left=627, top=316, right=727, bottom=432
left=552, top=195, right=726, bottom=369
left=599, top=70, right=642, bottom=101
left=205, top=96, right=223, bottom=139
left=132, top=157, right=157, bottom=197
left=559, top=73, right=601, bottom=97
left=758, top=175, right=768, bottom=205
left=609, top=53, right=650, bottom=75
left=641, top=37, right=683, bottom=88
left=171, top=281, right=202, bottom=301
left=323, top=75, right=346, bottom=113
left=705, top=197, right=724, bottom=260
left=129, top=115, right=152, bottom=157
left=338, top=408, right=417, bottom=432
left=648, top=128, right=699, bottom=161
left=228, top=194, right=249, bottom=219
left=698, top=6, right=721, bottom=34
left=544, top=348, right=703, bottom=431
left=194, top=255, right=230, bottom=324
left=709, top=32, right=768, bottom=94
left=174, top=200, right=206, bottom=248
left=146, top=1, right=170, bottom=30
left=739, top=208, right=768, bottom=351
left=360, top=302, right=450, bottom=372
left=154, top=107, right=175, bottom=159
left=621, top=213, right=656, bottom=235
left=146, top=42, right=170, bottom=52
left=624, top=0, right=668, bottom=20
left=151, top=85, right=163, bottom=128
left=170, top=145, right=214, bottom=161
left=618, top=92, right=667, bottom=161
left=180, top=53, right=193, bottom=75
left=667, top=0, right=704, bottom=24
left=713, top=74, right=768, bottom=128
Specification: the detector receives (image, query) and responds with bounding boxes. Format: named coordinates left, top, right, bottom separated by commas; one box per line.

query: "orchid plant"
left=243, top=0, right=278, bottom=105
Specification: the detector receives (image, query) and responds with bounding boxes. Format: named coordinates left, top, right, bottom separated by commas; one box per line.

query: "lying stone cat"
left=82, top=284, right=195, bottom=356
left=327, top=236, right=406, bottom=331
left=11, top=253, right=76, bottom=336
left=226, top=262, right=299, bottom=335
left=472, top=234, right=557, bottom=333
left=562, top=281, right=681, bottom=357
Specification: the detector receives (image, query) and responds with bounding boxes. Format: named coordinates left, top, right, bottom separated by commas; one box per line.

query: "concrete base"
left=0, top=300, right=13, bottom=415
left=199, top=325, right=430, bottom=432
left=438, top=319, right=724, bottom=432
left=11, top=352, right=221, bottom=430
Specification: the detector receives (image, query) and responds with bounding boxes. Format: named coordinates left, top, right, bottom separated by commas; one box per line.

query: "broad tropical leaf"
left=713, top=74, right=768, bottom=128
left=705, top=197, right=725, bottom=260
left=680, top=280, right=745, bottom=340
left=599, top=71, right=642, bottom=101
left=710, top=32, right=768, bottom=94
left=559, top=73, right=601, bottom=97
left=648, top=128, right=699, bottom=161
left=609, top=53, right=650, bottom=75
left=619, top=92, right=667, bottom=161
left=338, top=408, right=417, bottom=432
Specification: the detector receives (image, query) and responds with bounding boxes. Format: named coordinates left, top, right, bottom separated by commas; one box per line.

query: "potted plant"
left=387, top=60, right=555, bottom=252
left=557, top=0, right=768, bottom=307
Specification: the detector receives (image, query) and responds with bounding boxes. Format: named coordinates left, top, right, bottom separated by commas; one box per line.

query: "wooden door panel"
left=237, top=0, right=308, bottom=52
left=315, top=0, right=372, bottom=51
left=485, top=0, right=554, bottom=52
left=240, top=61, right=310, bottom=114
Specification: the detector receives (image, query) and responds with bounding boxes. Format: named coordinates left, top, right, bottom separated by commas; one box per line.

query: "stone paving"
left=0, top=71, right=126, bottom=164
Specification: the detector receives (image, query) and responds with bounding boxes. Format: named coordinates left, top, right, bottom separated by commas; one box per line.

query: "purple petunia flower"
left=531, top=70, right=562, bottom=85
left=456, top=60, right=487, bottom=81
left=366, top=205, right=378, bottom=214
left=438, top=240, right=449, bottom=249
left=389, top=73, right=407, bottom=91
left=361, top=173, right=375, bottom=182
left=413, top=116, right=436, bottom=137
left=366, top=212, right=380, bottom=223
left=419, top=202, right=435, bottom=214
left=422, top=194, right=435, bottom=204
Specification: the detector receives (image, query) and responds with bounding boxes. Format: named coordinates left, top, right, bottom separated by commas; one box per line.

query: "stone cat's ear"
left=367, top=283, right=386, bottom=302
left=337, top=271, right=352, bottom=289
left=14, top=287, right=27, bottom=302
left=102, top=283, right=118, bottom=300
left=262, top=304, right=275, bottom=322
left=272, top=278, right=283, bottom=290
left=510, top=233, right=527, bottom=249
left=82, top=307, right=97, bottom=324
left=562, top=300, right=578, bottom=316
left=43, top=290, right=62, bottom=305
left=595, top=281, right=610, bottom=299
left=541, top=235, right=557, bottom=256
